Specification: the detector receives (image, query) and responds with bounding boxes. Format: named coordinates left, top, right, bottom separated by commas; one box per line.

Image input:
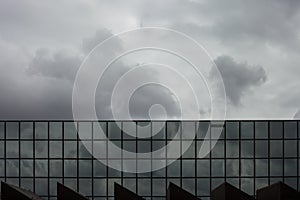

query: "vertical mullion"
left=18, top=122, right=21, bottom=187
left=268, top=121, right=270, bottom=186
left=4, top=122, right=6, bottom=182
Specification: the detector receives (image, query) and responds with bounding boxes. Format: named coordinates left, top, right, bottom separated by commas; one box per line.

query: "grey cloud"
left=294, top=110, right=300, bottom=119
left=210, top=55, right=267, bottom=106
left=27, top=48, right=81, bottom=82
left=81, top=29, right=118, bottom=54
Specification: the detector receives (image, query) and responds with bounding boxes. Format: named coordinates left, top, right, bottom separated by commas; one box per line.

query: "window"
left=241, top=122, right=254, bottom=139
left=255, top=140, right=268, bottom=158
left=255, top=159, right=268, bottom=177
left=21, top=122, right=33, bottom=139
left=270, top=159, right=283, bottom=176
left=241, top=141, right=254, bottom=158
left=270, top=140, right=282, bottom=157
left=197, top=160, right=210, bottom=177
left=6, top=122, right=19, bottom=139
left=270, top=121, right=282, bottom=139
left=226, top=159, right=239, bottom=177
left=212, top=159, right=224, bottom=177
left=255, top=122, right=268, bottom=139
left=182, top=160, right=195, bottom=177
left=35, top=122, right=48, bottom=139
left=226, top=141, right=239, bottom=158
left=284, top=140, right=297, bottom=157
left=226, top=122, right=239, bottom=139
left=241, top=159, right=254, bottom=176
left=284, top=121, right=297, bottom=138
left=50, top=122, right=62, bottom=139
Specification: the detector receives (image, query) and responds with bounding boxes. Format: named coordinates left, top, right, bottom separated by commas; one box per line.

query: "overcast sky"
left=0, top=0, right=300, bottom=120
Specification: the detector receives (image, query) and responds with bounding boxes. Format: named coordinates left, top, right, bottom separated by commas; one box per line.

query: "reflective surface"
left=0, top=121, right=299, bottom=200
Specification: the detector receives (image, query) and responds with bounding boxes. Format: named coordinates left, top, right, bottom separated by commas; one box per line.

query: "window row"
left=1, top=158, right=299, bottom=178
left=1, top=176, right=299, bottom=198
left=0, top=121, right=299, bottom=140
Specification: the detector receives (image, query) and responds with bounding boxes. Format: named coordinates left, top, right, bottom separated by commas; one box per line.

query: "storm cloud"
left=211, top=55, right=267, bottom=106
left=0, top=0, right=299, bottom=119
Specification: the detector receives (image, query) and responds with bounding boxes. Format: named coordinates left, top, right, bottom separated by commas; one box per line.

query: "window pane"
left=0, top=141, right=3, bottom=158
left=108, top=122, right=121, bottom=139
left=167, top=160, right=180, bottom=177
left=284, top=159, right=297, bottom=176
left=255, top=122, right=268, bottom=139
left=35, top=141, right=48, bottom=158
left=167, top=122, right=180, bottom=139
left=241, top=178, right=254, bottom=195
left=78, top=122, right=92, bottom=140
left=93, top=122, right=107, bottom=139
left=197, top=122, right=209, bottom=139
left=226, top=159, right=239, bottom=177
left=94, top=178, right=107, bottom=196
left=64, top=122, right=77, bottom=139
left=241, top=159, right=254, bottom=176
left=255, top=159, right=268, bottom=177
left=182, top=178, right=195, bottom=195
left=182, top=160, right=195, bottom=177
left=241, top=122, right=254, bottom=139
left=212, top=140, right=224, bottom=158
left=153, top=178, right=166, bottom=196
left=226, top=122, right=239, bottom=139
left=50, top=160, right=62, bottom=177
left=79, top=178, right=92, bottom=196
left=6, top=141, right=19, bottom=158
left=182, top=141, right=195, bottom=158
left=64, top=160, right=77, bottom=177
left=79, top=160, right=92, bottom=177
left=284, top=140, right=297, bottom=157
left=35, top=122, right=48, bottom=139
left=35, top=178, right=48, bottom=196
left=270, top=121, right=282, bottom=139
left=0, top=160, right=4, bottom=176
left=226, top=141, right=239, bottom=158
left=0, top=122, right=4, bottom=139
left=50, top=141, right=62, bottom=158
left=6, top=122, right=19, bottom=139
left=212, top=159, right=224, bottom=177
left=284, top=121, right=297, bottom=138
left=35, top=160, right=48, bottom=177
left=197, top=178, right=210, bottom=196
left=6, top=160, right=19, bottom=176
left=197, top=160, right=210, bottom=177
left=93, top=160, right=107, bottom=177
left=152, top=122, right=166, bottom=140
left=64, top=141, right=77, bottom=158
left=270, top=159, right=283, bottom=176
left=241, top=141, right=253, bottom=158
left=49, top=122, right=62, bottom=139
left=21, top=160, right=33, bottom=177
left=255, top=140, right=268, bottom=158
left=21, top=122, right=33, bottom=139
left=270, top=140, right=282, bottom=157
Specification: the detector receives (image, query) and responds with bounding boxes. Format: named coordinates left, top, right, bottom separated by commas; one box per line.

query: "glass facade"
left=0, top=121, right=299, bottom=199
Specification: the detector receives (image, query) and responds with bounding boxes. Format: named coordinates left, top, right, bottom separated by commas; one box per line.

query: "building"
left=0, top=121, right=299, bottom=199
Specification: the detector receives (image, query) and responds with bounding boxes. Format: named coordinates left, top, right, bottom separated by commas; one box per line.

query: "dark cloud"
left=210, top=55, right=267, bottom=106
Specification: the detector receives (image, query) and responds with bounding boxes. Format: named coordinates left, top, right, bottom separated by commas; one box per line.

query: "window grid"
left=0, top=121, right=299, bottom=199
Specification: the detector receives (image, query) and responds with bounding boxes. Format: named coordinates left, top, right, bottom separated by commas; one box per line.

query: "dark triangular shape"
left=114, top=183, right=145, bottom=200
left=256, top=181, right=300, bottom=200
left=1, top=181, right=43, bottom=200
left=211, top=182, right=255, bottom=200
left=167, top=182, right=200, bottom=200
left=57, top=182, right=88, bottom=200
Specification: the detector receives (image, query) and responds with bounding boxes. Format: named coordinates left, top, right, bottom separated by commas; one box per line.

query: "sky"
left=0, top=0, right=300, bottom=120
